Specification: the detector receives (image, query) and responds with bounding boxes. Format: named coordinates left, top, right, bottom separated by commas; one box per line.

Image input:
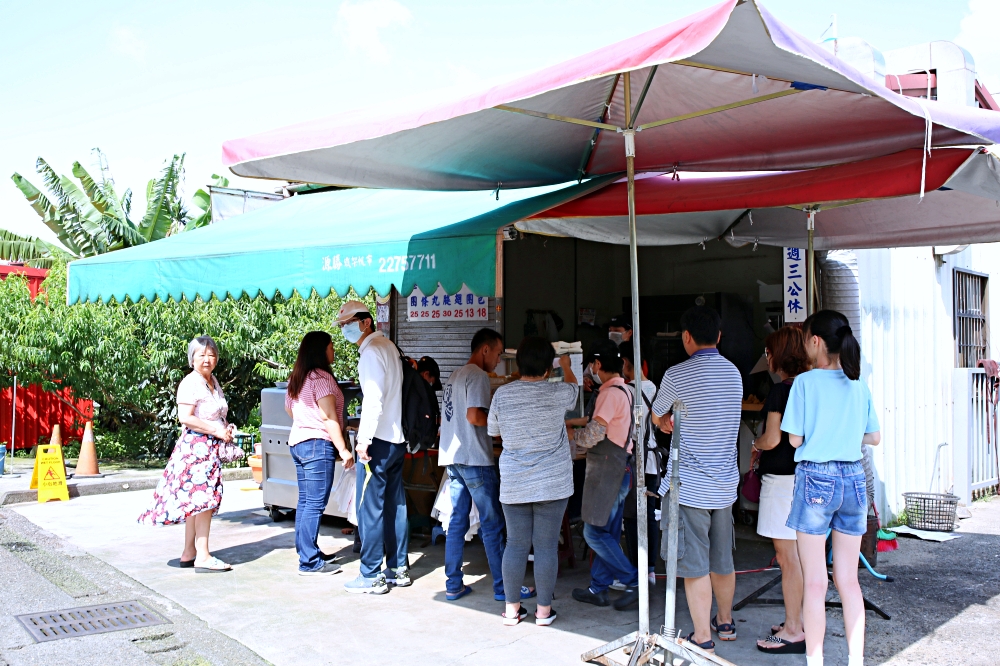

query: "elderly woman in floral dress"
left=139, top=335, right=235, bottom=573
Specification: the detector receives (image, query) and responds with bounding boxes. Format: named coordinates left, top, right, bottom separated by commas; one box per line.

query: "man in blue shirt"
left=652, top=306, right=743, bottom=652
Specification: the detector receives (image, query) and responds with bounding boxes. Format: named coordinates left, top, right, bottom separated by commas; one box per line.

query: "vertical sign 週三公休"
left=783, top=247, right=807, bottom=323
left=407, top=284, right=487, bottom=322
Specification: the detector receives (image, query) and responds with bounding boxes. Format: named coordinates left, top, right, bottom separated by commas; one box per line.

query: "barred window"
left=954, top=269, right=989, bottom=368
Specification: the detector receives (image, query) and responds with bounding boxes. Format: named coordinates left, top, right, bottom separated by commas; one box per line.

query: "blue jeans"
left=584, top=465, right=639, bottom=593
left=290, top=438, right=336, bottom=572
left=786, top=460, right=867, bottom=536
left=445, top=464, right=506, bottom=596
left=355, top=438, right=409, bottom=578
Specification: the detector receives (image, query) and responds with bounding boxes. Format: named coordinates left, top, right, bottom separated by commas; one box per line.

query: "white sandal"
left=194, top=556, right=232, bottom=573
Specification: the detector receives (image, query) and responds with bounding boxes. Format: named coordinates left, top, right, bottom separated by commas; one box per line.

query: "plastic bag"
left=430, top=474, right=479, bottom=540
left=330, top=467, right=357, bottom=525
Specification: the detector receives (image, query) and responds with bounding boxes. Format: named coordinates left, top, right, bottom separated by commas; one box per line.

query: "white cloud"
left=336, top=0, right=412, bottom=63
left=955, top=0, right=1000, bottom=94
left=111, top=25, right=146, bottom=62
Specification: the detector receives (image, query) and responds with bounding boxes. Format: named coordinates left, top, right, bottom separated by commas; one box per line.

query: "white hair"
left=187, top=335, right=219, bottom=368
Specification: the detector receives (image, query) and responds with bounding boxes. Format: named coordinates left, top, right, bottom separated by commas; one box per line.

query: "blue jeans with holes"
left=584, top=464, right=639, bottom=593
left=786, top=460, right=867, bottom=536
left=290, top=438, right=336, bottom=572
left=445, top=464, right=506, bottom=596
left=355, top=438, right=409, bottom=577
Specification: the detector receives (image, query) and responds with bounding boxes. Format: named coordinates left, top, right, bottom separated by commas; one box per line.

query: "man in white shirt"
left=336, top=300, right=407, bottom=595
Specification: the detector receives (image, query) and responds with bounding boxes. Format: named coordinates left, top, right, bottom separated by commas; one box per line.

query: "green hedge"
left=0, top=261, right=375, bottom=459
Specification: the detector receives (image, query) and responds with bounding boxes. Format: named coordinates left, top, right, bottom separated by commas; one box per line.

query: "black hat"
left=586, top=339, right=622, bottom=366
left=416, top=356, right=443, bottom=391
left=608, top=313, right=633, bottom=330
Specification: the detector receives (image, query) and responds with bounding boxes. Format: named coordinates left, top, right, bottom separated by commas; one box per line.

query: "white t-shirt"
left=438, top=364, right=493, bottom=467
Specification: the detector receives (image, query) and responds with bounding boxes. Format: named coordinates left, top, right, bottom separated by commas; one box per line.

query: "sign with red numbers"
left=406, top=284, right=488, bottom=322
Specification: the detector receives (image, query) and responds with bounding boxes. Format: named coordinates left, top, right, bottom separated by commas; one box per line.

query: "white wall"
left=858, top=242, right=1000, bottom=517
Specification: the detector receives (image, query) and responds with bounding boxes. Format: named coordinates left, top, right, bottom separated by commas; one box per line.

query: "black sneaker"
left=572, top=587, right=609, bottom=607
left=613, top=586, right=640, bottom=610
left=298, top=562, right=342, bottom=576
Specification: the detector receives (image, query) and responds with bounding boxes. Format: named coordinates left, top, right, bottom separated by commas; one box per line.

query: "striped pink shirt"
left=285, top=370, right=345, bottom=446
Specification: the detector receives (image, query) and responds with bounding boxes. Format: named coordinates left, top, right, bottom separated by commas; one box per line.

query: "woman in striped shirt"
left=284, top=331, right=353, bottom=575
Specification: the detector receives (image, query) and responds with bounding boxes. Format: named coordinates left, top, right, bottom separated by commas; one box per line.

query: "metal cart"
left=259, top=384, right=361, bottom=522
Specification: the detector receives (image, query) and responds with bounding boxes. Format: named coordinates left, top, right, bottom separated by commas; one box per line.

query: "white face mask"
left=342, top=321, right=363, bottom=343
left=608, top=331, right=624, bottom=344
left=590, top=362, right=603, bottom=385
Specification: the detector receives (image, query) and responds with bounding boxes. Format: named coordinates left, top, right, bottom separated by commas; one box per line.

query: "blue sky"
left=1, top=0, right=996, bottom=244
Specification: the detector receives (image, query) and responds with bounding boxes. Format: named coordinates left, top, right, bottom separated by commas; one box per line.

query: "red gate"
left=1, top=265, right=95, bottom=449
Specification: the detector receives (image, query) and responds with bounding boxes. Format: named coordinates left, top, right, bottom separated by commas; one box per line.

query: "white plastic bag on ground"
left=430, top=474, right=479, bottom=541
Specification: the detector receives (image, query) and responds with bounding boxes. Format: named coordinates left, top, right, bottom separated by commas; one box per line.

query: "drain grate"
left=16, top=600, right=170, bottom=643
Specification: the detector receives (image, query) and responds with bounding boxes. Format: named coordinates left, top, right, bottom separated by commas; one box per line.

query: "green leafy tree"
left=3, top=151, right=188, bottom=267
left=0, top=261, right=375, bottom=458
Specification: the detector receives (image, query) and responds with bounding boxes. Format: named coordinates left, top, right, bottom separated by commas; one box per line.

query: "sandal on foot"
left=711, top=615, right=737, bottom=640
left=757, top=635, right=806, bottom=654
left=770, top=622, right=785, bottom=635
left=194, top=557, right=232, bottom=573
left=494, top=586, right=536, bottom=602
left=179, top=559, right=195, bottom=569
left=502, top=606, right=528, bottom=626
left=446, top=585, right=473, bottom=601
left=682, top=632, right=715, bottom=654
left=535, top=609, right=557, bottom=626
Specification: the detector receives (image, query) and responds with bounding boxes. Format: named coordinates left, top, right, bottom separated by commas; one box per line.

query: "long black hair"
left=803, top=310, right=861, bottom=380
left=287, top=331, right=335, bottom=400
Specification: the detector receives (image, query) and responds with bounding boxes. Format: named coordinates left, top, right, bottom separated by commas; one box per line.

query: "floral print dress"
left=138, top=373, right=228, bottom=526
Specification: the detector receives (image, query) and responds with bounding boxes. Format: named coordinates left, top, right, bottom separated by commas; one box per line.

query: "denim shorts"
left=786, top=461, right=867, bottom=536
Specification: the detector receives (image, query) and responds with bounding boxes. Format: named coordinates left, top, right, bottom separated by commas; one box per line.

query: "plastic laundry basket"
left=902, top=492, right=959, bottom=532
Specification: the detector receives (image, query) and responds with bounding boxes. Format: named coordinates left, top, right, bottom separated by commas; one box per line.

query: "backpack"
left=395, top=347, right=439, bottom=454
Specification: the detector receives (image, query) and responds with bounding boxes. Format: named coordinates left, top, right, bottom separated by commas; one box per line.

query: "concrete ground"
left=5, top=481, right=999, bottom=665
left=0, top=507, right=268, bottom=666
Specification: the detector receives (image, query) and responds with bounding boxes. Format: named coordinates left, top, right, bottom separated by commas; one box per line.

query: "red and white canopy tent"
left=521, top=147, right=1000, bottom=249
left=221, top=0, right=1000, bottom=654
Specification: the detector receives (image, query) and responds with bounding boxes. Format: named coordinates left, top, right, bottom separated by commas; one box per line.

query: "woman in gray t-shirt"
left=487, top=337, right=578, bottom=627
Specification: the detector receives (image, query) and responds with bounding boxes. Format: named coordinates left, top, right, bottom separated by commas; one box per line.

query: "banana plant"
left=0, top=229, right=71, bottom=268
left=186, top=173, right=230, bottom=231
left=4, top=150, right=189, bottom=263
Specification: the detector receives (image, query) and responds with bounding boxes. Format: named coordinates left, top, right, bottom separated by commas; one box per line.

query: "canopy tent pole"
left=581, top=72, right=734, bottom=666
left=622, top=72, right=650, bottom=637
left=807, top=210, right=816, bottom=315
left=662, top=400, right=684, bottom=635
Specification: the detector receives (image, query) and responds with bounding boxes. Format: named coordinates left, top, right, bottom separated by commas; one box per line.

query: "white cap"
left=335, top=300, right=371, bottom=325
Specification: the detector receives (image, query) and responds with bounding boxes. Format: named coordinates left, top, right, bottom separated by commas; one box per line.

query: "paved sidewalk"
left=0, top=508, right=269, bottom=666
left=8, top=480, right=1000, bottom=665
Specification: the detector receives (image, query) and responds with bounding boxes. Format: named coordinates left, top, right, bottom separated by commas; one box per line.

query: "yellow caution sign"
left=30, top=445, right=69, bottom=503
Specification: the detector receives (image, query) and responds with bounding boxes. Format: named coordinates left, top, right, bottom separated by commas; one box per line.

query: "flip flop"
left=494, top=586, right=537, bottom=602
left=194, top=557, right=232, bottom=573
left=711, top=615, right=737, bottom=641
left=757, top=635, right=806, bottom=654
left=179, top=559, right=195, bottom=569
left=682, top=632, right=715, bottom=654
left=446, top=585, right=473, bottom=601
left=771, top=622, right=785, bottom=635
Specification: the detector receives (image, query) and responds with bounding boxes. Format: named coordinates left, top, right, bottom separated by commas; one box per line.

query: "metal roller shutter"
left=394, top=295, right=502, bottom=386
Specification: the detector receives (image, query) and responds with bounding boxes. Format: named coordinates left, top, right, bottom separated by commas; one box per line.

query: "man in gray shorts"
left=652, top=306, right=742, bottom=652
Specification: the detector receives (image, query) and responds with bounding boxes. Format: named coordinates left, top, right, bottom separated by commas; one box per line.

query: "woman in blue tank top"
left=781, top=310, right=881, bottom=666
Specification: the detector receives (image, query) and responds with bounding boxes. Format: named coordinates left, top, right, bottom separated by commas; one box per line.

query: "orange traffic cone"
left=49, top=424, right=62, bottom=446
left=75, top=421, right=103, bottom=478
